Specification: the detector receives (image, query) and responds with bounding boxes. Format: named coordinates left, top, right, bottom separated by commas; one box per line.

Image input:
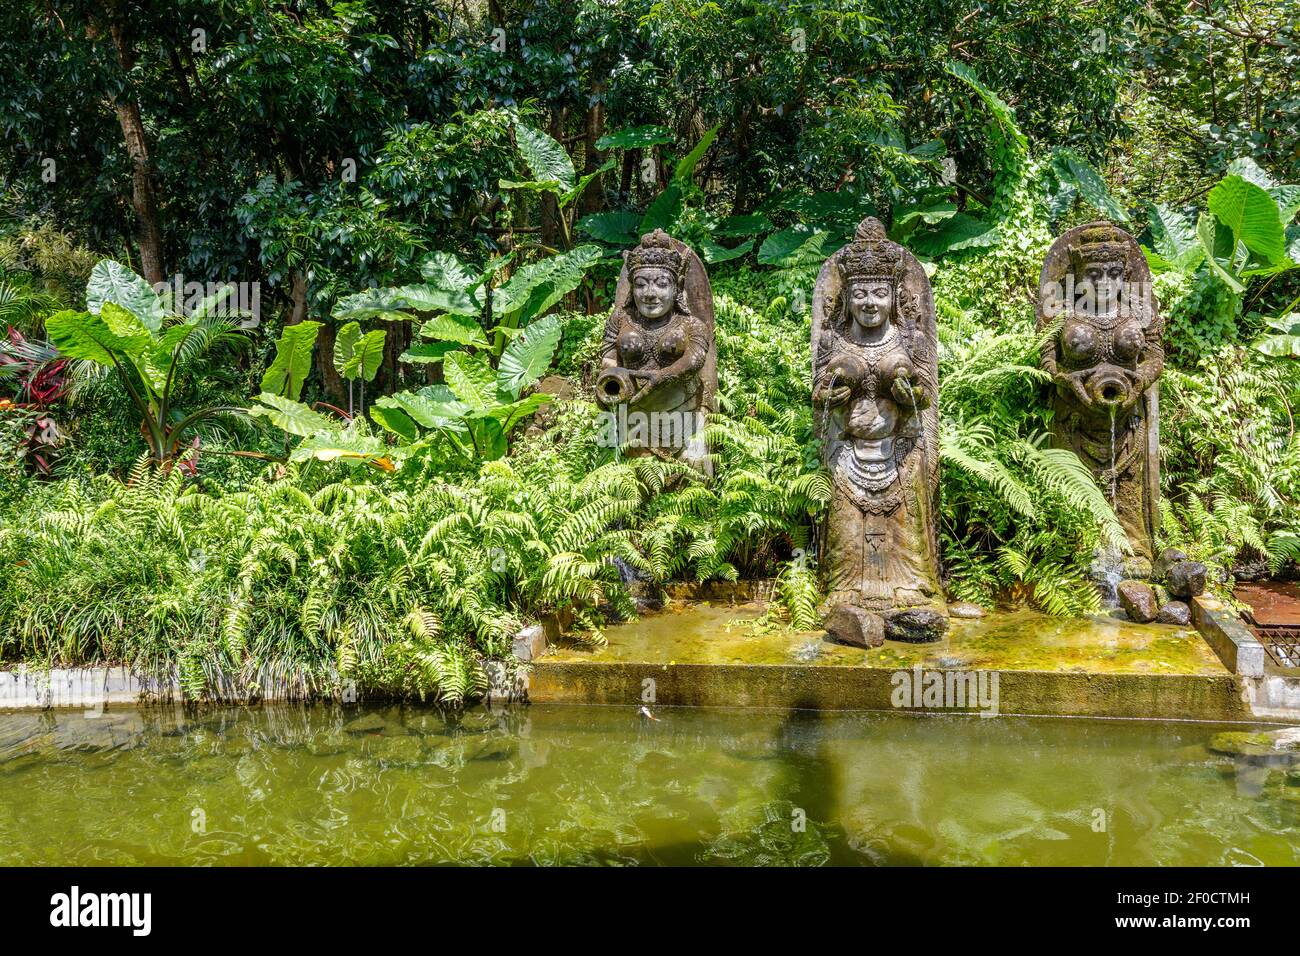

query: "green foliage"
left=46, top=261, right=250, bottom=466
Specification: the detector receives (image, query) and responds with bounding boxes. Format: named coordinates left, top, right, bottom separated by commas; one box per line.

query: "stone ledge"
left=1191, top=595, right=1266, bottom=678
left=0, top=666, right=159, bottom=710
left=528, top=660, right=1268, bottom=722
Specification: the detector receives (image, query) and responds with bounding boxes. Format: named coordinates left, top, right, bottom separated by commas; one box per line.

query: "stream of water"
left=1, top=704, right=1296, bottom=866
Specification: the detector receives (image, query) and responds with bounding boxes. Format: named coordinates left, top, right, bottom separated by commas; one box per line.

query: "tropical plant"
left=43, top=260, right=251, bottom=467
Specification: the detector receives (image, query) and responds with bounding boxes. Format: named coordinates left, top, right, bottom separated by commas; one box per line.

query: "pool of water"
left=1, top=704, right=1297, bottom=865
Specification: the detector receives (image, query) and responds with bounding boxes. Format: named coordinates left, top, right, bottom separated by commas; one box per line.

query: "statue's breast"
left=618, top=326, right=648, bottom=367
left=1061, top=315, right=1145, bottom=368
left=1061, top=318, right=1100, bottom=366
left=1111, top=320, right=1145, bottom=365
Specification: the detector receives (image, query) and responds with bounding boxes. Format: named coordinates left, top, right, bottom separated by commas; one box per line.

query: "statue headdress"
left=1068, top=223, right=1130, bottom=274
left=626, top=229, right=686, bottom=280
left=835, top=217, right=906, bottom=284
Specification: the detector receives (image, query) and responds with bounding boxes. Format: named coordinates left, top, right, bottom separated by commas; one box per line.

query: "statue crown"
left=1069, top=224, right=1130, bottom=272
left=627, top=229, right=685, bottom=278
left=836, top=217, right=905, bottom=283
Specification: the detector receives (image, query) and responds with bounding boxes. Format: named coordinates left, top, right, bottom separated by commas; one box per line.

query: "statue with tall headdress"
left=813, top=218, right=945, bottom=646
left=1038, top=221, right=1163, bottom=562
left=596, top=229, right=717, bottom=474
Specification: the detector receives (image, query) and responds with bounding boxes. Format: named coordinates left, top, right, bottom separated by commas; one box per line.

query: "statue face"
left=1077, top=259, right=1125, bottom=315
left=847, top=280, right=893, bottom=330
left=632, top=267, right=677, bottom=320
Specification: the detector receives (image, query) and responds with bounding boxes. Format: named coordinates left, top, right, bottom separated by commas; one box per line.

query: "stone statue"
left=1037, top=221, right=1164, bottom=562
left=595, top=229, right=716, bottom=473
left=813, top=218, right=945, bottom=647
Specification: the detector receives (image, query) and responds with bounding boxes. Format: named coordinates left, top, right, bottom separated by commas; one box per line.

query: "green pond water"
left=1, top=703, right=1298, bottom=866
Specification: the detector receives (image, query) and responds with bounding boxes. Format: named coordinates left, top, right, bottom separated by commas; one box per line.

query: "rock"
left=1208, top=728, right=1300, bottom=761
left=1121, top=556, right=1153, bottom=581
left=1153, top=584, right=1172, bottom=606
left=883, top=606, right=948, bottom=644
left=947, top=602, right=986, bottom=619
left=1153, top=548, right=1187, bottom=581
left=1166, top=560, right=1208, bottom=599
left=1117, top=580, right=1158, bottom=623
left=823, top=604, right=884, bottom=648
left=512, top=624, right=547, bottom=662
left=1156, top=600, right=1191, bottom=626
left=342, top=712, right=388, bottom=735
left=306, top=731, right=351, bottom=756
left=367, top=736, right=425, bottom=766
left=464, top=737, right=517, bottom=762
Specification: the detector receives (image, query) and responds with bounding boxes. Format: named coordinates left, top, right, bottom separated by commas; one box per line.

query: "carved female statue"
left=596, top=229, right=717, bottom=473
left=813, top=218, right=945, bottom=645
left=1037, top=221, right=1163, bottom=561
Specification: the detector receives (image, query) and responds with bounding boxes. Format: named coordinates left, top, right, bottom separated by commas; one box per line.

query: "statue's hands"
left=627, top=369, right=664, bottom=406
left=890, top=368, right=926, bottom=408
left=1054, top=370, right=1091, bottom=407
left=817, top=384, right=852, bottom=406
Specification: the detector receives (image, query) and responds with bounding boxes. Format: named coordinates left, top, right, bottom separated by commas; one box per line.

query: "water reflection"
left=0, top=704, right=1296, bottom=866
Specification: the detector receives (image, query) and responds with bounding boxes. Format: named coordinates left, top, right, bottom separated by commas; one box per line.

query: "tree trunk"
left=89, top=10, right=166, bottom=285
left=580, top=81, right=607, bottom=216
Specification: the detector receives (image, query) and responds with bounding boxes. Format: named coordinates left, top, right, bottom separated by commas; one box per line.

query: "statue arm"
left=1134, top=341, right=1165, bottom=392
left=599, top=313, right=621, bottom=369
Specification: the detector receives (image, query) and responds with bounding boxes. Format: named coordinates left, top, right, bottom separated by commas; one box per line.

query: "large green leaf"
left=333, top=322, right=362, bottom=380
left=496, top=313, right=564, bottom=400
left=389, top=283, right=482, bottom=317
left=368, top=403, right=420, bottom=443
left=713, top=214, right=773, bottom=238
left=758, top=226, right=831, bottom=265
left=910, top=213, right=999, bottom=257
left=672, top=124, right=720, bottom=186
left=1144, top=203, right=1203, bottom=273
left=1197, top=212, right=1246, bottom=294
left=702, top=238, right=755, bottom=263
left=1208, top=174, right=1289, bottom=266
left=512, top=124, right=575, bottom=193
left=46, top=309, right=149, bottom=369
left=493, top=245, right=601, bottom=323
left=345, top=329, right=386, bottom=382
left=443, top=350, right=499, bottom=411
left=595, top=126, right=673, bottom=150
left=1050, top=147, right=1128, bottom=223
left=487, top=392, right=553, bottom=432
left=420, top=251, right=477, bottom=292
left=331, top=287, right=415, bottom=323
left=290, top=431, right=394, bottom=470
left=374, top=385, right=469, bottom=432
left=1254, top=314, right=1300, bottom=357
left=261, top=321, right=320, bottom=400
left=247, top=392, right=333, bottom=437
left=638, top=185, right=682, bottom=233
left=578, top=210, right=642, bottom=246
left=419, top=312, right=489, bottom=347
left=399, top=342, right=459, bottom=365
left=945, top=60, right=1027, bottom=154
left=86, top=260, right=165, bottom=332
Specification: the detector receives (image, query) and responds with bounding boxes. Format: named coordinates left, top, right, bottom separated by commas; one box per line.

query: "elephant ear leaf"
left=86, top=259, right=165, bottom=331
left=262, top=321, right=321, bottom=400
left=333, top=322, right=362, bottom=379
left=247, top=392, right=334, bottom=437
left=509, top=124, right=575, bottom=193
left=346, top=329, right=386, bottom=382
left=335, top=323, right=386, bottom=382
left=497, top=313, right=564, bottom=400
